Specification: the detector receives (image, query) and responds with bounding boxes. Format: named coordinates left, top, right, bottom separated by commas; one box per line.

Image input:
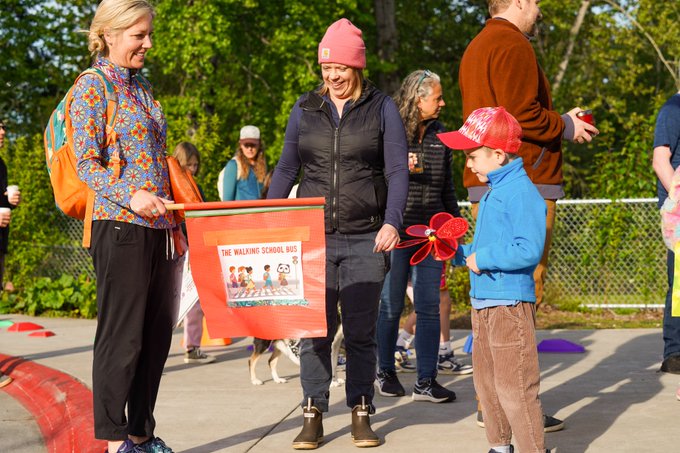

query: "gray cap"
left=239, top=125, right=260, bottom=143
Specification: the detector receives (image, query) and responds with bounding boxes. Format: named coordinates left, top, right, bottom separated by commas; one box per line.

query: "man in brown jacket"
left=459, top=0, right=599, bottom=439
left=460, top=0, right=598, bottom=307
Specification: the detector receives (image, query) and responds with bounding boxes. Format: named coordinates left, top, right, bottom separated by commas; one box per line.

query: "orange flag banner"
left=183, top=198, right=327, bottom=339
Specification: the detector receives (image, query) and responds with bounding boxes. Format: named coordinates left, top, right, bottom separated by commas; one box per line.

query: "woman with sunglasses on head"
left=375, top=69, right=463, bottom=404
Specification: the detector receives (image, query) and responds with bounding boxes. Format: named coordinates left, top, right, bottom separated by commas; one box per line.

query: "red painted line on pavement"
left=0, top=353, right=106, bottom=453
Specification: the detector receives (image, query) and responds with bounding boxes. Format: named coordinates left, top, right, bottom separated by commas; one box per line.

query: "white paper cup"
left=6, top=185, right=18, bottom=198
left=0, top=207, right=10, bottom=214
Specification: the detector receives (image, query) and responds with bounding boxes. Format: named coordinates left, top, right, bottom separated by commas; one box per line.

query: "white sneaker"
left=184, top=348, right=216, bottom=364
left=0, top=373, right=12, bottom=388
left=394, top=346, right=416, bottom=372
left=437, top=353, right=473, bottom=375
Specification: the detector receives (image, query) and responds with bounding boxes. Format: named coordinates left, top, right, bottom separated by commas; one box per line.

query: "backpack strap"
left=135, top=73, right=153, bottom=95
left=82, top=190, right=96, bottom=248
left=67, top=68, right=121, bottom=247
left=84, top=68, right=122, bottom=177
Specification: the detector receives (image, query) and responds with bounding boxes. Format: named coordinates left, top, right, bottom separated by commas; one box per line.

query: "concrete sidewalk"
left=1, top=314, right=679, bottom=452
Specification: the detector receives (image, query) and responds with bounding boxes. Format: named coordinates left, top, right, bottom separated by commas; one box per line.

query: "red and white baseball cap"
left=437, top=106, right=522, bottom=154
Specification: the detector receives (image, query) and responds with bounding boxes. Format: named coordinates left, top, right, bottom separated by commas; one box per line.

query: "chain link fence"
left=44, top=217, right=96, bottom=280
left=549, top=199, right=666, bottom=308
left=43, top=198, right=667, bottom=308
left=457, top=198, right=665, bottom=309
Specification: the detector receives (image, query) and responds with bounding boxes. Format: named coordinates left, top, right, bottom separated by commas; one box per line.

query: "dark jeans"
left=90, top=221, right=181, bottom=440
left=664, top=250, right=680, bottom=359
left=299, top=231, right=388, bottom=412
left=0, top=252, right=4, bottom=289
left=377, top=246, right=441, bottom=379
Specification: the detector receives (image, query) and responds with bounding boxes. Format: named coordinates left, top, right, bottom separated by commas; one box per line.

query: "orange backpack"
left=44, top=68, right=121, bottom=247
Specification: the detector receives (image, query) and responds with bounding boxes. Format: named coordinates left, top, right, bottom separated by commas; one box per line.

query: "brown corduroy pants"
left=472, top=302, right=545, bottom=452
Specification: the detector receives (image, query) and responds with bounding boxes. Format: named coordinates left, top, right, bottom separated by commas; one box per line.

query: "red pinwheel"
left=396, top=212, right=469, bottom=265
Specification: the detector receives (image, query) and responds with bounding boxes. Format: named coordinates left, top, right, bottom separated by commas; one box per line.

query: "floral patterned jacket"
left=70, top=56, right=174, bottom=229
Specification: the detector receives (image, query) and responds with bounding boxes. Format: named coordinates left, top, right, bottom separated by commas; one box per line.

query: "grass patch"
left=447, top=303, right=663, bottom=330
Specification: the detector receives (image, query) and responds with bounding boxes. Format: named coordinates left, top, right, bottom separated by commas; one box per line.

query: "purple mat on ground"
left=537, top=338, right=585, bottom=353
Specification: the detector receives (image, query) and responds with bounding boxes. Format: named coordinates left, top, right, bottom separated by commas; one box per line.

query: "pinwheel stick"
left=433, top=235, right=457, bottom=258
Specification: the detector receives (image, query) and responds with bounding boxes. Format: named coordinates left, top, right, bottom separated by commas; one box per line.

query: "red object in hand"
left=576, top=109, right=595, bottom=126
left=396, top=212, right=469, bottom=265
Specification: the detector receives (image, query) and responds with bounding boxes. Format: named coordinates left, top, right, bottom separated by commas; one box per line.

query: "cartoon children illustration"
left=245, top=266, right=256, bottom=295
left=237, top=266, right=247, bottom=296
left=263, top=264, right=274, bottom=294
left=229, top=266, right=238, bottom=288
left=277, top=263, right=290, bottom=287
left=238, top=266, right=247, bottom=286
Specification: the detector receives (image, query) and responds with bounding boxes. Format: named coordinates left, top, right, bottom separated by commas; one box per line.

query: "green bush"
left=446, top=264, right=471, bottom=312
left=1, top=273, right=97, bottom=318
left=3, top=134, right=74, bottom=285
left=0, top=134, right=98, bottom=318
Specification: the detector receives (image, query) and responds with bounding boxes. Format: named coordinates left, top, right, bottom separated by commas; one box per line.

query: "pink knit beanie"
left=318, top=18, right=366, bottom=69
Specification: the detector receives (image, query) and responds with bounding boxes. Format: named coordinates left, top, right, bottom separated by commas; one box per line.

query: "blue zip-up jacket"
left=457, top=157, right=546, bottom=302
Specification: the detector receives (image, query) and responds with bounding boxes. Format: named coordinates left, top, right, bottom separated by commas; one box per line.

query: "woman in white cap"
left=218, top=125, right=266, bottom=201
left=267, top=17, right=408, bottom=449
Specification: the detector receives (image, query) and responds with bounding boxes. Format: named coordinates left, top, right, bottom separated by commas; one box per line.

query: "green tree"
left=537, top=0, right=680, bottom=198
left=147, top=0, right=366, bottom=201
left=3, top=0, right=680, bottom=315
left=0, top=0, right=93, bottom=135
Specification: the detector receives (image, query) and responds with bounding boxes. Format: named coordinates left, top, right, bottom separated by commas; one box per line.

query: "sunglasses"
left=416, top=69, right=432, bottom=89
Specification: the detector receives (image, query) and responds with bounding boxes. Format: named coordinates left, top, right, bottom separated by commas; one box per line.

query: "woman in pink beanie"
left=268, top=17, right=409, bottom=449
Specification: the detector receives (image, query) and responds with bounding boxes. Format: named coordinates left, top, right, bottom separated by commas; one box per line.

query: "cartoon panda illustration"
left=277, top=263, right=290, bottom=287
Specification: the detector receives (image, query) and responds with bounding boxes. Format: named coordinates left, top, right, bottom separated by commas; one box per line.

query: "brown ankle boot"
left=292, top=399, right=324, bottom=450
left=351, top=396, right=380, bottom=447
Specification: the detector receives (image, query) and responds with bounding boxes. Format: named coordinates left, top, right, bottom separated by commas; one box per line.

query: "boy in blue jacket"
left=438, top=107, right=549, bottom=453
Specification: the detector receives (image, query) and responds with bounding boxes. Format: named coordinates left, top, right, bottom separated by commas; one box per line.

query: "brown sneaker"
left=351, top=396, right=380, bottom=448
left=292, top=399, right=323, bottom=450
left=660, top=355, right=680, bottom=374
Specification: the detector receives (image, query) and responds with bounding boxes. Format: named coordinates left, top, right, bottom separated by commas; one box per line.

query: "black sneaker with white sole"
left=542, top=414, right=565, bottom=432
left=375, top=369, right=405, bottom=397
left=477, top=411, right=564, bottom=433
left=411, top=378, right=456, bottom=403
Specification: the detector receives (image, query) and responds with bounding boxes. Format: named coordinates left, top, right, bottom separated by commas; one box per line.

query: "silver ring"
left=151, top=208, right=158, bottom=215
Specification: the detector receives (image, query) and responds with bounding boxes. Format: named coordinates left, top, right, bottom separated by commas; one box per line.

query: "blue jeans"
left=299, top=231, right=389, bottom=412
left=664, top=250, right=680, bottom=359
left=377, top=246, right=442, bottom=380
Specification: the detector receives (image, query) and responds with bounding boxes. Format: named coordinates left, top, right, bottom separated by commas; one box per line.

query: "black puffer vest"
left=297, top=83, right=388, bottom=234
left=401, top=119, right=461, bottom=240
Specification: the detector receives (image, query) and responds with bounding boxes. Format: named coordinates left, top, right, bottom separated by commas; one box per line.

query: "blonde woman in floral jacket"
left=71, top=1, right=180, bottom=452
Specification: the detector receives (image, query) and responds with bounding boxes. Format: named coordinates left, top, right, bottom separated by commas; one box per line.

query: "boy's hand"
left=466, top=253, right=481, bottom=274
